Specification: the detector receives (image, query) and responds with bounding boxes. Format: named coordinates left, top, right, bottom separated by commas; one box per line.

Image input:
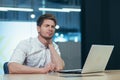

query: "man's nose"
left=49, top=26, right=53, bottom=30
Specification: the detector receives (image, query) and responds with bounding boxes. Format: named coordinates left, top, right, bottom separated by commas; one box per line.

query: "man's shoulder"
left=18, top=37, right=37, bottom=45
left=22, top=37, right=37, bottom=42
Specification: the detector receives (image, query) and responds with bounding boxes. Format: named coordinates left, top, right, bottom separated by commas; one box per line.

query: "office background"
left=0, top=0, right=81, bottom=74
left=1, top=0, right=120, bottom=75
left=81, top=0, right=120, bottom=70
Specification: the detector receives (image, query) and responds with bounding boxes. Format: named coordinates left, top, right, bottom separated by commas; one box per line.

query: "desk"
left=0, top=70, right=120, bottom=80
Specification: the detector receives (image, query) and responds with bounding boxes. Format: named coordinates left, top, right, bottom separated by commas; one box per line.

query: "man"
left=8, top=14, right=65, bottom=74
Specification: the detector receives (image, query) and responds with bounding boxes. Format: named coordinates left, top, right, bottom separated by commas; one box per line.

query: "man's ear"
left=37, top=26, right=40, bottom=33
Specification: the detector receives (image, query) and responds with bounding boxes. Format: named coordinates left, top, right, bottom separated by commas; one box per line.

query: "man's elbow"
left=56, top=67, right=63, bottom=71
left=8, top=63, right=17, bottom=74
left=56, top=63, right=65, bottom=71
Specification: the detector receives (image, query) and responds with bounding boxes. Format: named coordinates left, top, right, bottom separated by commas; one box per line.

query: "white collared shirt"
left=9, top=37, right=61, bottom=68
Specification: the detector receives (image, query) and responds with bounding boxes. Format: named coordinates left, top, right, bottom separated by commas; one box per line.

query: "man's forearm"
left=49, top=44, right=65, bottom=71
left=8, top=62, right=49, bottom=74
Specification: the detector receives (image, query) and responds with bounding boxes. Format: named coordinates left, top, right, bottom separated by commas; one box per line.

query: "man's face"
left=37, top=19, right=56, bottom=39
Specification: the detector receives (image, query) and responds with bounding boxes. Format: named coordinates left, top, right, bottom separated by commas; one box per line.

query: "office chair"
left=3, top=62, right=9, bottom=74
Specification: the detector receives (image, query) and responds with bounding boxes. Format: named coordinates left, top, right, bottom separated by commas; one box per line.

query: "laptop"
left=58, top=44, right=114, bottom=74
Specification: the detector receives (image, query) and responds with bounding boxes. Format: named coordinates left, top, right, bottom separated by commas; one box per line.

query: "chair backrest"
left=57, top=42, right=81, bottom=69
left=3, top=62, right=9, bottom=74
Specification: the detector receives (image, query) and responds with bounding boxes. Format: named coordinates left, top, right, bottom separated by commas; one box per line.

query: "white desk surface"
left=0, top=70, right=120, bottom=80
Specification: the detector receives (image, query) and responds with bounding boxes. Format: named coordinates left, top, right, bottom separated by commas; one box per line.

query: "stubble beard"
left=39, top=32, right=53, bottom=40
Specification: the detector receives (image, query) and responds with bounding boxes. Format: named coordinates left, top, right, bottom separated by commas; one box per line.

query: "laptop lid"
left=81, top=45, right=114, bottom=73
left=58, top=44, right=114, bottom=74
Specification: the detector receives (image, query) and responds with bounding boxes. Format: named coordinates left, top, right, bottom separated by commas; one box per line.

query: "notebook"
left=58, top=45, right=114, bottom=74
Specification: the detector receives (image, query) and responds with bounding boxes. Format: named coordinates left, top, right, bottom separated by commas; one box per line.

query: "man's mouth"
left=47, top=32, right=53, bottom=35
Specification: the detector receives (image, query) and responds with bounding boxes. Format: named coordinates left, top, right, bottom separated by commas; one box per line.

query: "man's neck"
left=38, top=36, right=49, bottom=47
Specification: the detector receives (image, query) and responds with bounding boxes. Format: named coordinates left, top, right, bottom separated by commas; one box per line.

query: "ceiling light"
left=62, top=8, right=81, bottom=12
left=55, top=25, right=60, bottom=29
left=0, top=7, right=8, bottom=11
left=30, top=14, right=36, bottom=19
left=38, top=8, right=81, bottom=12
left=39, top=8, right=70, bottom=12
left=0, top=7, right=33, bottom=12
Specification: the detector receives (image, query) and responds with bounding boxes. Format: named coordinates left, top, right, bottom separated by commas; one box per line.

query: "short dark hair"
left=37, top=14, right=57, bottom=26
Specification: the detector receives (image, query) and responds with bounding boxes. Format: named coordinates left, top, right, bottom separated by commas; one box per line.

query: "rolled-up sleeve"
left=53, top=42, right=61, bottom=56
left=9, top=40, right=29, bottom=64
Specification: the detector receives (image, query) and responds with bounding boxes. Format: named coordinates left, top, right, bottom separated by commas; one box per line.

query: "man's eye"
left=45, top=25, right=49, bottom=27
left=52, top=26, right=55, bottom=29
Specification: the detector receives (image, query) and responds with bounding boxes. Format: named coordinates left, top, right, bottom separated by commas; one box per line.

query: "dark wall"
left=81, top=0, right=120, bottom=69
